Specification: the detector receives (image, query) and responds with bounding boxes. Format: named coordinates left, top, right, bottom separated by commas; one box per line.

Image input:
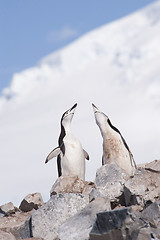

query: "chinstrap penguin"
left=45, top=103, right=89, bottom=180
left=92, top=103, right=136, bottom=176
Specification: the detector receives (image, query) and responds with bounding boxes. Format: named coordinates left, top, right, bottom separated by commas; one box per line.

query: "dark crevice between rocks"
left=29, top=216, right=33, bottom=238
left=0, top=209, right=5, bottom=216
left=151, top=232, right=156, bottom=239
left=143, top=200, right=153, bottom=210
left=111, top=186, right=139, bottom=210
left=145, top=168, right=160, bottom=174
left=111, top=201, right=119, bottom=210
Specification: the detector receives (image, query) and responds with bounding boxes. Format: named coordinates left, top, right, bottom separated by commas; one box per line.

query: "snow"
left=0, top=0, right=160, bottom=206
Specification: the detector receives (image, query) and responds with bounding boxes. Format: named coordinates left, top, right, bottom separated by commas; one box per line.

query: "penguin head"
left=92, top=103, right=108, bottom=130
left=61, top=103, right=77, bottom=127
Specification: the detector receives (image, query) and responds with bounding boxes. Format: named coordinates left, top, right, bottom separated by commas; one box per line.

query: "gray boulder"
left=19, top=193, right=44, bottom=212
left=31, top=193, right=89, bottom=240
left=90, top=163, right=130, bottom=202
left=141, top=201, right=160, bottom=239
left=90, top=207, right=150, bottom=240
left=141, top=202, right=160, bottom=223
left=58, top=197, right=111, bottom=240
left=125, top=167, right=160, bottom=206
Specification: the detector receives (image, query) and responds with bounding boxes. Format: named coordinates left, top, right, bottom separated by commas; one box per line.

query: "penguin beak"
left=92, top=103, right=100, bottom=114
left=69, top=103, right=77, bottom=115
left=61, top=103, right=77, bottom=123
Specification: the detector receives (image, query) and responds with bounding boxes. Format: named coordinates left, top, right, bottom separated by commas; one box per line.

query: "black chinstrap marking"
left=107, top=118, right=129, bottom=151
left=107, top=118, right=135, bottom=166
left=107, top=118, right=121, bottom=135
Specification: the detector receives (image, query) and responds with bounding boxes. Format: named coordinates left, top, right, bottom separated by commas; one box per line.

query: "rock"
left=0, top=230, right=16, bottom=240
left=89, top=188, right=102, bottom=202
left=118, top=185, right=139, bottom=207
left=130, top=205, right=143, bottom=217
left=31, top=193, right=89, bottom=240
left=90, top=207, right=150, bottom=240
left=58, top=197, right=111, bottom=240
left=136, top=227, right=152, bottom=240
left=50, top=175, right=95, bottom=196
left=0, top=202, right=19, bottom=216
left=19, top=193, right=44, bottom=212
left=91, top=163, right=130, bottom=202
left=125, top=167, right=160, bottom=206
left=82, top=181, right=95, bottom=195
left=0, top=211, right=33, bottom=239
left=145, top=159, right=160, bottom=173
left=141, top=201, right=160, bottom=239
left=142, top=202, right=160, bottom=223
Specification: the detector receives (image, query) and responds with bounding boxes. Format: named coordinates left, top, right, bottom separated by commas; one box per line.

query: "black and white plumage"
left=45, top=103, right=89, bottom=180
left=92, top=104, right=136, bottom=176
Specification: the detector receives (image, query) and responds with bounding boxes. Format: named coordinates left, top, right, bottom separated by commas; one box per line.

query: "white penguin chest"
left=61, top=133, right=85, bottom=180
left=63, top=133, right=84, bottom=159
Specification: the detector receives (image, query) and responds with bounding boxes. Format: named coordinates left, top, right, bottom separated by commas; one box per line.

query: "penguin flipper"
left=83, top=149, right=89, bottom=160
left=45, top=147, right=61, bottom=163
left=129, top=152, right=137, bottom=168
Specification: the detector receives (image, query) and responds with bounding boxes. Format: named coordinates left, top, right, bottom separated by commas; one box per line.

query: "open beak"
left=69, top=103, right=77, bottom=115
left=92, top=103, right=100, bottom=114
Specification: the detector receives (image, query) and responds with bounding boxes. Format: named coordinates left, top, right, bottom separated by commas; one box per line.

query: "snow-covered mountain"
left=1, top=0, right=160, bottom=206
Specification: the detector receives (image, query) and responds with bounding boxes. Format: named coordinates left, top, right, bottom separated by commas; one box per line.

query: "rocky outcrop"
left=1, top=160, right=160, bottom=240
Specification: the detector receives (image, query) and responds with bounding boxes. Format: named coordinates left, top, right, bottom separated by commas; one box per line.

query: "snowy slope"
left=1, top=0, right=160, bottom=206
